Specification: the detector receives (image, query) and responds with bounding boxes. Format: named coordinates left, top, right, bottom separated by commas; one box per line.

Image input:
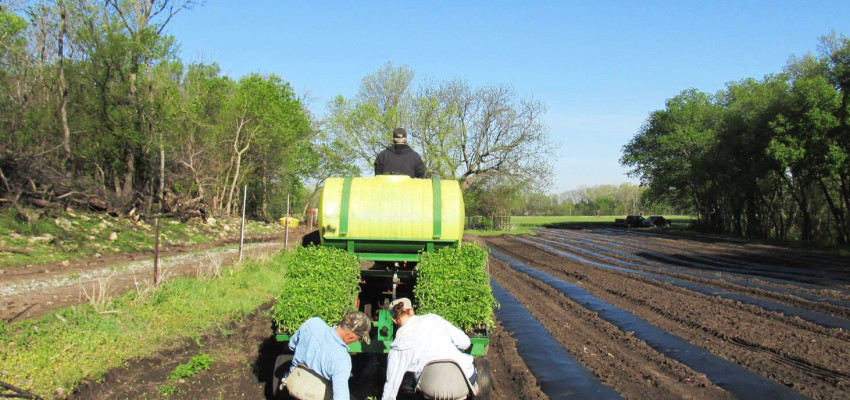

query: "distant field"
left=467, top=215, right=695, bottom=236
left=513, top=215, right=615, bottom=226
left=514, top=215, right=695, bottom=227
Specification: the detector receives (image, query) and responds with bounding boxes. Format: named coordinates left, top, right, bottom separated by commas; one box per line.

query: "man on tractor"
left=282, top=311, right=372, bottom=400
left=374, top=127, right=426, bottom=178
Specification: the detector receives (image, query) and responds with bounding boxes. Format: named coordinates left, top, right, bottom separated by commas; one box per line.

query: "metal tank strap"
left=340, top=176, right=353, bottom=236
left=432, top=179, right=442, bottom=239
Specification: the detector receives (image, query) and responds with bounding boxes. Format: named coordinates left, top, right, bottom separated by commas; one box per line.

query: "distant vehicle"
left=614, top=215, right=646, bottom=228
left=642, top=215, right=670, bottom=228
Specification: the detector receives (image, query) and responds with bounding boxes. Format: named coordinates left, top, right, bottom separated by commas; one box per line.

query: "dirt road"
left=0, top=230, right=307, bottom=322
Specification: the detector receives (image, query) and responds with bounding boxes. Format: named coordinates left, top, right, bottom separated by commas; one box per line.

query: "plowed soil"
left=483, top=229, right=850, bottom=400
left=68, top=302, right=544, bottom=400
left=11, top=227, right=850, bottom=399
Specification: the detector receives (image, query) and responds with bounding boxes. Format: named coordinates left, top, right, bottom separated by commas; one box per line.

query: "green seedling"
left=273, top=246, right=361, bottom=333
left=168, top=352, right=215, bottom=381
left=157, top=384, right=177, bottom=396
left=416, top=243, right=497, bottom=332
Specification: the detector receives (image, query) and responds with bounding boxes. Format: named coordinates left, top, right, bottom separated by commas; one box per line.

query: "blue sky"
left=167, top=1, right=850, bottom=193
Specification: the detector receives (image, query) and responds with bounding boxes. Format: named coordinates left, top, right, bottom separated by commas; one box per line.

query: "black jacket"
left=374, top=144, right=426, bottom=178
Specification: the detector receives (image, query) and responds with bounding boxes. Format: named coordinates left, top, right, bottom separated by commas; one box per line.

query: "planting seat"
left=283, top=365, right=332, bottom=400
left=416, top=359, right=478, bottom=400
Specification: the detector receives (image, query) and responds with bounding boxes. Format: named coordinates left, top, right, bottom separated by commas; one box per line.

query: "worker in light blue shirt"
left=283, top=311, right=372, bottom=400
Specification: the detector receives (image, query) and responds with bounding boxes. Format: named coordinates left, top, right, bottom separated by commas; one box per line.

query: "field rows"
left=483, top=229, right=849, bottom=400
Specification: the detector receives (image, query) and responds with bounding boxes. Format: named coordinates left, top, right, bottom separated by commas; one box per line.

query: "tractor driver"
left=381, top=298, right=484, bottom=400
left=282, top=311, right=372, bottom=400
left=374, top=127, right=426, bottom=178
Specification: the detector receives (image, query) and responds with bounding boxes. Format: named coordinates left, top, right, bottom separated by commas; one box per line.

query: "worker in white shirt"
left=381, top=298, right=480, bottom=400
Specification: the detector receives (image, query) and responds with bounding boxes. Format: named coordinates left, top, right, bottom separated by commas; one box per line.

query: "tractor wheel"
left=272, top=353, right=293, bottom=400
left=472, top=357, right=492, bottom=400
left=301, top=230, right=320, bottom=247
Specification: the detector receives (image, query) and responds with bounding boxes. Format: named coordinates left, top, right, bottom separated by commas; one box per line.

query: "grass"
left=0, top=252, right=289, bottom=398
left=157, top=384, right=177, bottom=396
left=0, top=207, right=283, bottom=268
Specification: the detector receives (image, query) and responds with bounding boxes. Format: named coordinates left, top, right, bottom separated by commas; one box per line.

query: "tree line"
left=325, top=62, right=556, bottom=218
left=0, top=2, right=555, bottom=222
left=622, top=33, right=850, bottom=244
left=518, top=183, right=659, bottom=217
left=496, top=183, right=675, bottom=217
left=0, top=1, right=316, bottom=221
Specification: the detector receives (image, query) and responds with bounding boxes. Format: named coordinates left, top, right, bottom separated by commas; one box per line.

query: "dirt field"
left=482, top=229, right=849, bottom=400
left=6, top=227, right=850, bottom=399
left=67, top=301, right=544, bottom=400
left=60, top=229, right=544, bottom=400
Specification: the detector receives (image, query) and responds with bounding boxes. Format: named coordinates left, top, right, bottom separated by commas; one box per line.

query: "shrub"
left=168, top=352, right=215, bottom=380
left=273, top=246, right=361, bottom=333
left=415, top=243, right=496, bottom=332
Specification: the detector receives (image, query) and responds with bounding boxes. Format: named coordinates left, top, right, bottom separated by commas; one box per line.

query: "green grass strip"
left=415, top=243, right=496, bottom=332
left=0, top=253, right=289, bottom=398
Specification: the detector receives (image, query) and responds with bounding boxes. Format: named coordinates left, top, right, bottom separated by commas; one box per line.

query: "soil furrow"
left=485, top=234, right=850, bottom=399
left=526, top=234, right=850, bottom=317
left=490, top=254, right=736, bottom=400
left=586, top=229, right=850, bottom=280
left=544, top=229, right=850, bottom=293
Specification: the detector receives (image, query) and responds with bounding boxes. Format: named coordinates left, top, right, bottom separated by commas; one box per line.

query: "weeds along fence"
left=465, top=216, right=512, bottom=231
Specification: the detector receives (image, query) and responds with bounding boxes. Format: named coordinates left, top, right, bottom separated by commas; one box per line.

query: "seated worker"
left=283, top=311, right=372, bottom=400
left=374, top=127, right=426, bottom=178
left=381, top=298, right=478, bottom=400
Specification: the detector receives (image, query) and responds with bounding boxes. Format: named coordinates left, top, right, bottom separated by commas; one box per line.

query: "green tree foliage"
left=622, top=89, right=720, bottom=222
left=326, top=61, right=414, bottom=167
left=0, top=7, right=28, bottom=146
left=326, top=62, right=556, bottom=193
left=622, top=33, right=850, bottom=244
left=510, top=183, right=665, bottom=217
left=0, top=1, right=314, bottom=221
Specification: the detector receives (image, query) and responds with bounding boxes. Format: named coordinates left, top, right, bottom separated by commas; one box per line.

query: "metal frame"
left=278, top=176, right=488, bottom=355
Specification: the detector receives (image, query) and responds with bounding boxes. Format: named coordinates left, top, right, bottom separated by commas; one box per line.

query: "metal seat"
left=415, top=359, right=477, bottom=400
left=284, top=365, right=332, bottom=400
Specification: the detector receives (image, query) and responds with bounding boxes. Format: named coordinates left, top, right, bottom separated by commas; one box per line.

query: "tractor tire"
left=301, top=230, right=321, bottom=247
left=472, top=357, right=492, bottom=400
left=272, top=353, right=293, bottom=400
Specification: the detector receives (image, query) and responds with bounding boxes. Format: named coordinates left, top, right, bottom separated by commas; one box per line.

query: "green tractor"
left=273, top=175, right=493, bottom=399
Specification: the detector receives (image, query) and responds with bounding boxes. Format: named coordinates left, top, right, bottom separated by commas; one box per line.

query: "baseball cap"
left=342, top=311, right=372, bottom=345
left=392, top=127, right=407, bottom=138
left=389, top=297, right=413, bottom=317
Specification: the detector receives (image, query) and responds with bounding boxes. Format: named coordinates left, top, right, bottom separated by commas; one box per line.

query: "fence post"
left=239, top=184, right=247, bottom=261
left=154, top=217, right=160, bottom=286
left=285, top=195, right=290, bottom=250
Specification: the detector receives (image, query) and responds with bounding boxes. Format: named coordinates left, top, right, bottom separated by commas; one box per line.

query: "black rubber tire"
left=272, top=353, right=293, bottom=400
left=301, top=230, right=320, bottom=247
left=472, top=357, right=492, bottom=400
